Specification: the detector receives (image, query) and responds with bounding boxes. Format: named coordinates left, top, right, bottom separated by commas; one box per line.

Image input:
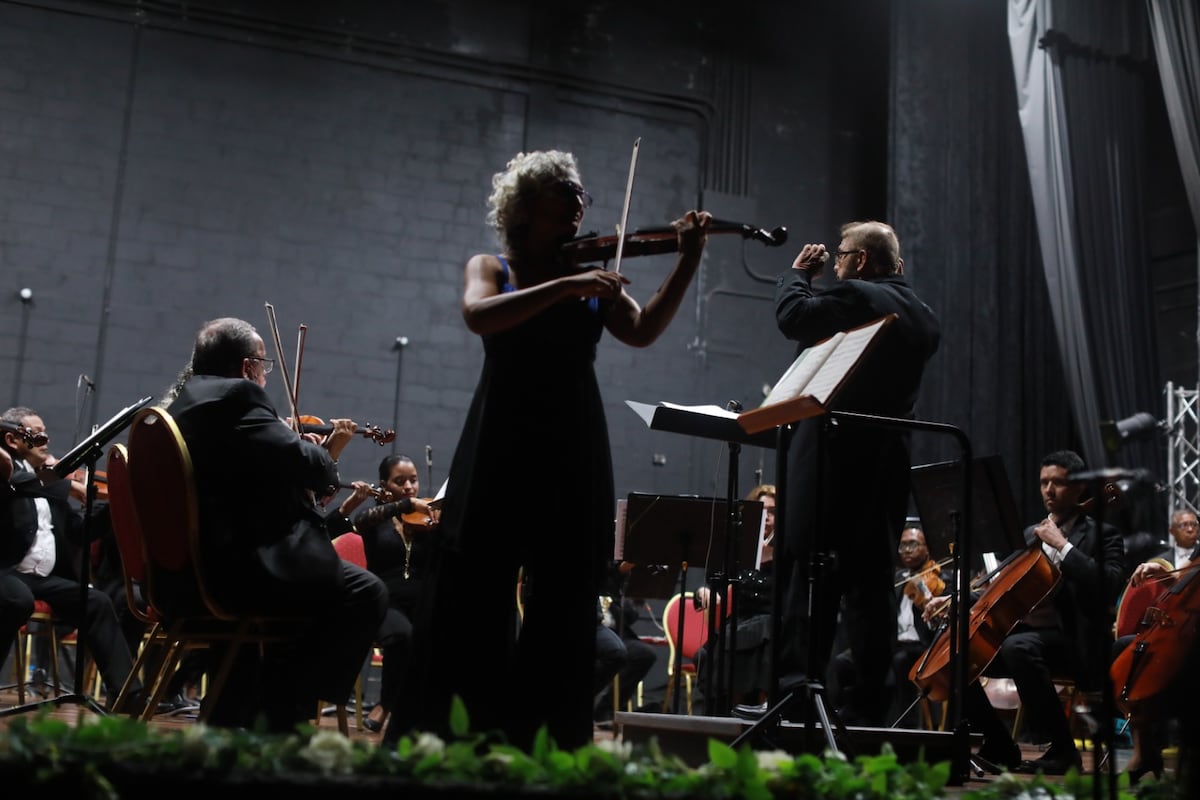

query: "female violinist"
left=338, top=454, right=435, bottom=733
left=388, top=149, right=710, bottom=751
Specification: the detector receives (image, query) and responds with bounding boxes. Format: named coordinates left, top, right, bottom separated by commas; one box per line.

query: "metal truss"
left=1166, top=381, right=1200, bottom=516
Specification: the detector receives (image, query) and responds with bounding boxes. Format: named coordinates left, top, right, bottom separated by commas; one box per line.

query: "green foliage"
left=0, top=703, right=1185, bottom=799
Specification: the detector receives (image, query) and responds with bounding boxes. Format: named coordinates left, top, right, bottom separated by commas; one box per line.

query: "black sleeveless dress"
left=395, top=258, right=615, bottom=751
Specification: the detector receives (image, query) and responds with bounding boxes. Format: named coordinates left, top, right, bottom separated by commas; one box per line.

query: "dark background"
left=1, top=0, right=1193, bottom=542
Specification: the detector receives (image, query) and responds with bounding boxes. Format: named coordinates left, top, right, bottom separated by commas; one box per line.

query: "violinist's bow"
left=612, top=137, right=640, bottom=275
left=264, top=302, right=300, bottom=431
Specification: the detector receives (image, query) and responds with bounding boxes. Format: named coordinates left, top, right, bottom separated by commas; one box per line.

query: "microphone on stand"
left=425, top=445, right=433, bottom=490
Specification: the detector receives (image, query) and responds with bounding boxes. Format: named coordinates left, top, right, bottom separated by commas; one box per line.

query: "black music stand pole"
left=706, top=400, right=748, bottom=716
left=0, top=396, right=151, bottom=720
left=733, top=417, right=850, bottom=755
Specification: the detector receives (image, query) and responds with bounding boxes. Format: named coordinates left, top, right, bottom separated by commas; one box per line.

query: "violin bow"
left=264, top=302, right=300, bottom=432
left=611, top=137, right=640, bottom=275
left=293, top=323, right=308, bottom=424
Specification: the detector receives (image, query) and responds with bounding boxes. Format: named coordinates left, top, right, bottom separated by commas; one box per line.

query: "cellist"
left=922, top=450, right=1125, bottom=775
left=1112, top=517, right=1200, bottom=783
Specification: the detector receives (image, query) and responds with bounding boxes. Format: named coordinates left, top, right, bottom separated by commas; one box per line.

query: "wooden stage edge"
left=615, top=711, right=978, bottom=769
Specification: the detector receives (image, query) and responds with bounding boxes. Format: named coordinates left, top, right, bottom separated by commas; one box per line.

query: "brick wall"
left=0, top=0, right=874, bottom=517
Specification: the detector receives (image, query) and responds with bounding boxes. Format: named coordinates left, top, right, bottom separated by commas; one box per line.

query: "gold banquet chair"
left=125, top=407, right=305, bottom=727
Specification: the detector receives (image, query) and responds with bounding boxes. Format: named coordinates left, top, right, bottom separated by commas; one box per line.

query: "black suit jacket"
left=774, top=271, right=941, bottom=560
left=1, top=465, right=84, bottom=579
left=166, top=376, right=343, bottom=614
left=1021, top=513, right=1125, bottom=683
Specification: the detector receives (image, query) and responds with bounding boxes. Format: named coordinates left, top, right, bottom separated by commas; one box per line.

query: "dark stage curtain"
left=890, top=0, right=1078, bottom=521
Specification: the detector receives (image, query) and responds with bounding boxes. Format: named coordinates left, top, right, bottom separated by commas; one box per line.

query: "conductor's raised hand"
left=791, top=243, right=829, bottom=277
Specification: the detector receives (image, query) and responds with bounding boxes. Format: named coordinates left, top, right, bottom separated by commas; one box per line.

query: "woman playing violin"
left=338, top=454, right=435, bottom=733
left=389, top=150, right=710, bottom=751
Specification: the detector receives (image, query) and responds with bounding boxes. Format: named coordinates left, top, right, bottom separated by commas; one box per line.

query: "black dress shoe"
left=976, top=739, right=1021, bottom=773
left=362, top=716, right=384, bottom=733
left=731, top=702, right=768, bottom=720
left=1016, top=747, right=1083, bottom=776
left=1126, top=756, right=1164, bottom=784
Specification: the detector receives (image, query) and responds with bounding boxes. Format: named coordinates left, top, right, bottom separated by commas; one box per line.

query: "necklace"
left=391, top=518, right=412, bottom=579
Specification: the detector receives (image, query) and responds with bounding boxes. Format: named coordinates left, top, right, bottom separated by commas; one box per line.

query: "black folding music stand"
left=620, top=492, right=763, bottom=714
left=0, top=396, right=152, bottom=719
left=909, top=455, right=1023, bottom=575
left=626, top=400, right=775, bottom=712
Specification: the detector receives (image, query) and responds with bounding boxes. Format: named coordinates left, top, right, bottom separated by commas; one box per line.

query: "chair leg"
left=13, top=627, right=27, bottom=704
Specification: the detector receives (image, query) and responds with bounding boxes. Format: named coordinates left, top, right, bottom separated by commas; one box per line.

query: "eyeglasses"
left=1175, top=521, right=1199, bottom=529
left=835, top=249, right=863, bottom=260
left=898, top=542, right=924, bottom=551
left=552, top=179, right=594, bottom=209
left=245, top=356, right=274, bottom=374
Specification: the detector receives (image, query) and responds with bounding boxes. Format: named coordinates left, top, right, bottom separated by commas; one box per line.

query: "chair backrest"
left=662, top=592, right=712, bottom=670
left=104, top=443, right=155, bottom=624
left=332, top=532, right=367, bottom=569
left=126, top=406, right=230, bottom=620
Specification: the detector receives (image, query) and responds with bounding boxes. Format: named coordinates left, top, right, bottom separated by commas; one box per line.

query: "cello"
left=1109, top=560, right=1200, bottom=710
left=908, top=544, right=1059, bottom=702
left=909, top=482, right=1121, bottom=702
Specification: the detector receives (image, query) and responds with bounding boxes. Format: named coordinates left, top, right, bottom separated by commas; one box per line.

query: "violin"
left=1110, top=560, right=1200, bottom=711
left=562, top=218, right=787, bottom=264
left=294, top=415, right=395, bottom=447
left=899, top=557, right=949, bottom=610
left=401, top=497, right=442, bottom=529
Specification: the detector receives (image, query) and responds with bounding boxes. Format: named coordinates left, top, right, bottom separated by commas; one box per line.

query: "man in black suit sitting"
left=163, top=317, right=387, bottom=730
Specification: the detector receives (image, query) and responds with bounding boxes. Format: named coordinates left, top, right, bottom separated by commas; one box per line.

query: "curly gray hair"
left=487, top=150, right=580, bottom=253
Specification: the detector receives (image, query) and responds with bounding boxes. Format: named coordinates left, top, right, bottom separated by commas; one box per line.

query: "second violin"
left=295, top=415, right=395, bottom=446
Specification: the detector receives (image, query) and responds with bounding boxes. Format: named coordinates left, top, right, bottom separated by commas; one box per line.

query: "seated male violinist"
left=922, top=450, right=1125, bottom=775
left=162, top=317, right=387, bottom=730
left=888, top=518, right=953, bottom=727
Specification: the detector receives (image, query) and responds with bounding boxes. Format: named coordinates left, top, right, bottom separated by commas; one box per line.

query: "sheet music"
left=801, top=318, right=887, bottom=403
left=761, top=333, right=843, bottom=407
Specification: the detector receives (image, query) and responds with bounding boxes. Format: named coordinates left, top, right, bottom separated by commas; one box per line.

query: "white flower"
left=412, top=731, right=446, bottom=758
left=178, top=723, right=211, bottom=767
left=298, top=730, right=355, bottom=774
left=593, top=737, right=632, bottom=760
left=754, top=750, right=793, bottom=771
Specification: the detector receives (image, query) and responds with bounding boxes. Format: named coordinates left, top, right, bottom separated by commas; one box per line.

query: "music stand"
left=626, top=400, right=776, bottom=713
left=620, top=492, right=763, bottom=714
left=0, top=395, right=151, bottom=719
left=909, top=455, right=1023, bottom=575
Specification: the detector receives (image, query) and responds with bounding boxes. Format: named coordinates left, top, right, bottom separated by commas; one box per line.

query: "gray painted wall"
left=1, top=1, right=884, bottom=518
